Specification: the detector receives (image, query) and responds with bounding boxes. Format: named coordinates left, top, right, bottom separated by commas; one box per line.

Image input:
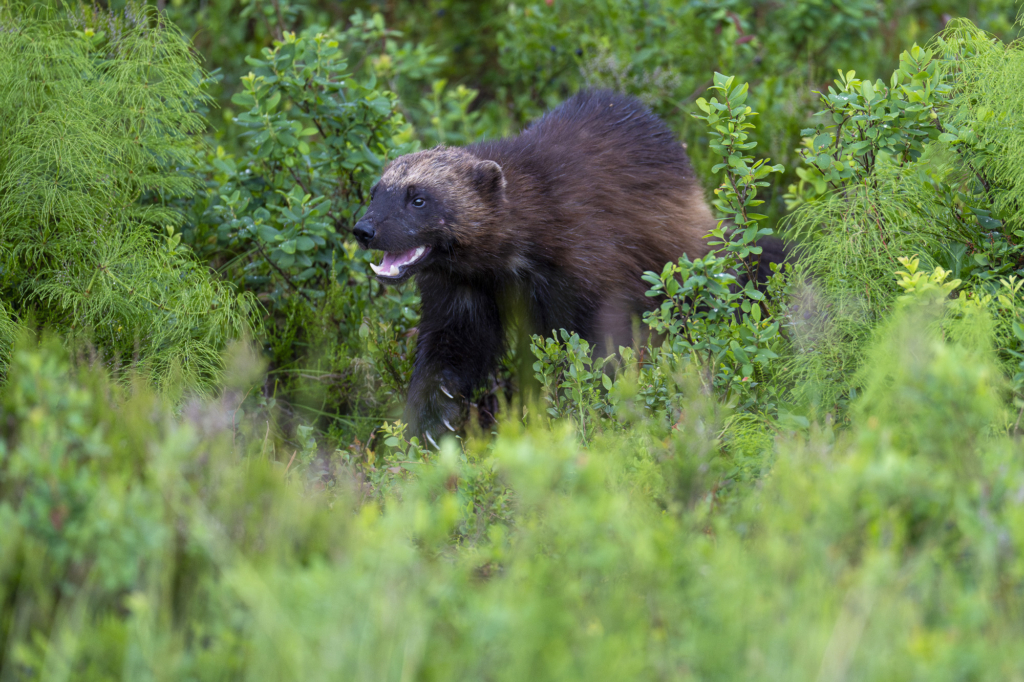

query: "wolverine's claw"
left=443, top=418, right=455, bottom=432
left=440, top=384, right=454, bottom=399
left=425, top=431, right=440, bottom=449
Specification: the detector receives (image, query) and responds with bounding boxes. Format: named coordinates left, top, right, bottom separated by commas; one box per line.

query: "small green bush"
left=181, top=20, right=423, bottom=438
left=0, top=4, right=256, bottom=386
left=783, top=25, right=1024, bottom=413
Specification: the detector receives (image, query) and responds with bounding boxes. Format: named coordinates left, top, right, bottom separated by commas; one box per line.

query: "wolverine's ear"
left=472, top=159, right=506, bottom=200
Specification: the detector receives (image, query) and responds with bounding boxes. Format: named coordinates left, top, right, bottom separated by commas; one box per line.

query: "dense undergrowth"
left=4, top=0, right=1024, bottom=678
left=4, top=295, right=1024, bottom=679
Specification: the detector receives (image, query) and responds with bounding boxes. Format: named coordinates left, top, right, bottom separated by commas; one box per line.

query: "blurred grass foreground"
left=2, top=308, right=1024, bottom=679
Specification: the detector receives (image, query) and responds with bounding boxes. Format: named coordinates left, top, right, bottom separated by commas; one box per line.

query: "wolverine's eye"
left=410, top=197, right=426, bottom=208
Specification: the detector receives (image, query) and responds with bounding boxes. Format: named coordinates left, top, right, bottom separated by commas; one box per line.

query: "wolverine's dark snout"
left=352, top=218, right=375, bottom=248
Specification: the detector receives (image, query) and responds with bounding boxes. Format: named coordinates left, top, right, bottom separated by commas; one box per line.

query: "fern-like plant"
left=0, top=3, right=257, bottom=386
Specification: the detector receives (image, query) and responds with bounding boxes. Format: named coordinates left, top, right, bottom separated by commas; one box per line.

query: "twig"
left=270, top=0, right=285, bottom=40
left=253, top=240, right=313, bottom=303
left=288, top=167, right=312, bottom=196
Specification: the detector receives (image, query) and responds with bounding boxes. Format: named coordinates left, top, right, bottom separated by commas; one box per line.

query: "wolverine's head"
left=352, top=146, right=506, bottom=283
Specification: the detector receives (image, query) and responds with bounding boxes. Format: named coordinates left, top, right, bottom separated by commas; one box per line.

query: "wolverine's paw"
left=420, top=388, right=464, bottom=449
left=405, top=379, right=466, bottom=449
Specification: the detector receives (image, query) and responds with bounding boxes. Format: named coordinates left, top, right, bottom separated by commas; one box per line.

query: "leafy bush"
left=645, top=73, right=783, bottom=410
left=643, top=252, right=780, bottom=408
left=782, top=24, right=1024, bottom=413
left=530, top=330, right=614, bottom=443
left=179, top=21, right=420, bottom=437
left=207, top=26, right=407, bottom=305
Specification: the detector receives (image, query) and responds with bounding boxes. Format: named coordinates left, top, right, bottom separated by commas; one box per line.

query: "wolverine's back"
left=466, top=90, right=716, bottom=313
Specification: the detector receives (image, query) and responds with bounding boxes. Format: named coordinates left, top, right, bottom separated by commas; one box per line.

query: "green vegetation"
left=3, top=0, right=1024, bottom=678
left=0, top=4, right=257, bottom=386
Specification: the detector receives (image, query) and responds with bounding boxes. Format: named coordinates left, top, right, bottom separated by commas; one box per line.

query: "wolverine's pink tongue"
left=370, top=246, right=430, bottom=277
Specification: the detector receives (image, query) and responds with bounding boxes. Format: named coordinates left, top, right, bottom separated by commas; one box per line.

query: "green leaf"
left=265, top=90, right=282, bottom=111
left=712, top=72, right=732, bottom=89
left=257, top=224, right=280, bottom=242
left=367, top=96, right=392, bottom=116
left=230, top=92, right=256, bottom=108
left=860, top=80, right=876, bottom=102
left=978, top=215, right=1002, bottom=229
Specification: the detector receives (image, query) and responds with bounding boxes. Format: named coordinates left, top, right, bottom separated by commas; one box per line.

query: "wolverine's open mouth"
left=370, top=245, right=431, bottom=279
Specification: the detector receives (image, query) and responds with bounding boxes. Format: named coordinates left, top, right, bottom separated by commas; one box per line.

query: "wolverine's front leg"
left=404, top=279, right=504, bottom=445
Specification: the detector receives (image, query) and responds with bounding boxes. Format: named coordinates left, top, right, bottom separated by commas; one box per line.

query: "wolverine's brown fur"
left=353, top=90, right=751, bottom=441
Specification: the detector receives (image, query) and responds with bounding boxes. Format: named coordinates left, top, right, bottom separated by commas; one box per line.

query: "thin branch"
left=269, top=0, right=285, bottom=40
left=288, top=167, right=312, bottom=196
left=253, top=240, right=313, bottom=303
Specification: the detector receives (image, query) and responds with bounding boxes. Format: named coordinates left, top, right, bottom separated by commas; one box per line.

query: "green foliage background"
left=3, top=0, right=1024, bottom=678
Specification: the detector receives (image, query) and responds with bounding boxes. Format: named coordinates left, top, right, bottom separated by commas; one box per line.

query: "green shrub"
left=0, top=4, right=256, bottom=387
left=183, top=21, right=420, bottom=437
left=782, top=23, right=1024, bottom=413
left=207, top=26, right=409, bottom=305
left=530, top=330, right=615, bottom=443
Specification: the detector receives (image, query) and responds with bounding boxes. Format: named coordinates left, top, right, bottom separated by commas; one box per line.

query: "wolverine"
left=353, top=89, right=784, bottom=444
